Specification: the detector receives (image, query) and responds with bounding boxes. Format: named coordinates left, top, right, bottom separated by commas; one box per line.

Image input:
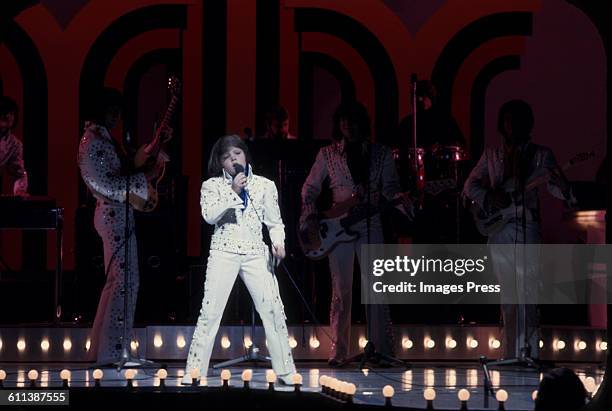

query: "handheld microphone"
left=233, top=163, right=247, bottom=194
left=233, top=163, right=245, bottom=174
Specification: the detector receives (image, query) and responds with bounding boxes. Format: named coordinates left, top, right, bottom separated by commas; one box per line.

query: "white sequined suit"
left=463, top=142, right=575, bottom=359
left=78, top=123, right=150, bottom=363
left=301, top=140, right=401, bottom=361
left=184, top=165, right=296, bottom=383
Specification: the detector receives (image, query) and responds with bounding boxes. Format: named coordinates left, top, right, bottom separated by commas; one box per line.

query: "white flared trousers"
left=184, top=250, right=296, bottom=380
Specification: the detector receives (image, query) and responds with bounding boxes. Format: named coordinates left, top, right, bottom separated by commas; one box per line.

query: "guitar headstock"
left=569, top=151, right=595, bottom=165
left=167, top=75, right=181, bottom=97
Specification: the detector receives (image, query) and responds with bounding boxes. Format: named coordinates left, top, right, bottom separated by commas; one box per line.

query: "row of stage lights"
left=0, top=336, right=608, bottom=353
left=0, top=368, right=602, bottom=407
left=0, top=368, right=305, bottom=391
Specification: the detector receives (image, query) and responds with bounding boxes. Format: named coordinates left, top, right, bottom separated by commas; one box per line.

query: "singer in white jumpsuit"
left=184, top=135, right=296, bottom=383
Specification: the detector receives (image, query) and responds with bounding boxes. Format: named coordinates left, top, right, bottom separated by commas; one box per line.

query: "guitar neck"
left=523, top=159, right=574, bottom=192
left=159, top=95, right=178, bottom=128
left=149, top=95, right=178, bottom=152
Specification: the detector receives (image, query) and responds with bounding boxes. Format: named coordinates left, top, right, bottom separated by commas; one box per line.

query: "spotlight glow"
left=153, top=335, right=163, bottom=348
left=309, top=336, right=320, bottom=349
left=424, top=387, right=436, bottom=401
left=176, top=335, right=186, bottom=348
left=241, top=369, right=253, bottom=382
left=220, top=369, right=231, bottom=382
left=221, top=336, right=231, bottom=349
left=40, top=339, right=50, bottom=352
left=28, top=370, right=39, bottom=381
left=63, top=339, right=72, bottom=351
left=266, top=369, right=277, bottom=384
left=496, top=389, right=508, bottom=402
left=424, top=337, right=435, bottom=349
left=445, top=338, right=457, bottom=349
left=359, top=337, right=368, bottom=349
left=60, top=370, right=71, bottom=381
left=402, top=337, right=413, bottom=349
left=288, top=336, right=298, bottom=348
left=382, top=385, right=395, bottom=398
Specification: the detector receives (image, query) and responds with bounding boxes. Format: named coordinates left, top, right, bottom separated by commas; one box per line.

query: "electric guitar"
left=299, top=178, right=455, bottom=260
left=130, top=76, right=181, bottom=212
left=469, top=151, right=594, bottom=236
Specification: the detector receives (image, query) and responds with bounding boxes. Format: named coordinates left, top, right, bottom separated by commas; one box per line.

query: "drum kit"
left=393, top=143, right=469, bottom=194
left=393, top=143, right=471, bottom=243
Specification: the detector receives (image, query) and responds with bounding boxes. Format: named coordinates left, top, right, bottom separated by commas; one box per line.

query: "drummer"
left=397, top=80, right=465, bottom=150
left=395, top=81, right=465, bottom=186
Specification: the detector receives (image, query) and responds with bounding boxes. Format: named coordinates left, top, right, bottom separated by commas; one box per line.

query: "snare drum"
left=430, top=145, right=468, bottom=162
left=406, top=147, right=426, bottom=190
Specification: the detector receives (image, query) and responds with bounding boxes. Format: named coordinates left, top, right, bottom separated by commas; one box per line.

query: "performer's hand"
left=485, top=188, right=512, bottom=211
left=394, top=192, right=415, bottom=221
left=160, top=125, right=173, bottom=143
left=134, top=144, right=150, bottom=169
left=272, top=244, right=286, bottom=260
left=232, top=172, right=247, bottom=194
left=548, top=166, right=571, bottom=195
left=300, top=215, right=321, bottom=250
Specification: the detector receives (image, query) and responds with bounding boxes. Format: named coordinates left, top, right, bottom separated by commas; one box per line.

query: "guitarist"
left=300, top=101, right=413, bottom=366
left=78, top=88, right=168, bottom=363
left=462, top=99, right=574, bottom=360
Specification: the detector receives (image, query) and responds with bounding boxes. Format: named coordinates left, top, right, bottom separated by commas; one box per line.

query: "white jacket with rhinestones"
left=300, top=140, right=402, bottom=227
left=201, top=164, right=285, bottom=255
left=78, top=123, right=149, bottom=207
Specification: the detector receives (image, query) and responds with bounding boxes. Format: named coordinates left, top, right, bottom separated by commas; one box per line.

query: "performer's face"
left=221, top=146, right=247, bottom=175
left=340, top=117, right=360, bottom=142
left=418, top=96, right=433, bottom=110
left=104, top=106, right=122, bottom=130
left=0, top=111, right=15, bottom=134
left=268, top=119, right=289, bottom=139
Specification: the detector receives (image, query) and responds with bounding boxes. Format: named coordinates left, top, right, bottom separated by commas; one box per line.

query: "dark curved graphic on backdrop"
left=470, top=55, right=521, bottom=158
left=295, top=8, right=398, bottom=143
left=300, top=51, right=357, bottom=139
left=432, top=12, right=532, bottom=116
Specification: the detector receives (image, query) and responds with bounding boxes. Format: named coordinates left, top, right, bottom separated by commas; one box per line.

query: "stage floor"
left=0, top=362, right=604, bottom=410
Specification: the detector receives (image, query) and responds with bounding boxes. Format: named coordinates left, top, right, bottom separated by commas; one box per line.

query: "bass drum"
left=392, top=146, right=426, bottom=191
